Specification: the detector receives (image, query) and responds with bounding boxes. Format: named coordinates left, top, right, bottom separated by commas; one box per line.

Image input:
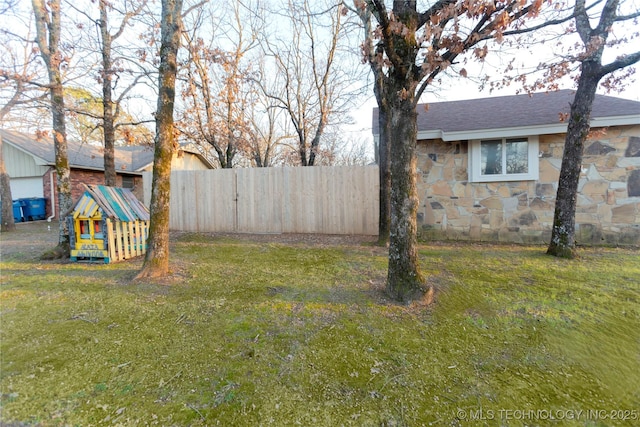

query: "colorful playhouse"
left=67, top=185, right=150, bottom=263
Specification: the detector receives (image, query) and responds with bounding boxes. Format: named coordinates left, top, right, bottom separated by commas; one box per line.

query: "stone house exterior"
left=1, top=129, right=214, bottom=220
left=375, top=90, right=640, bottom=245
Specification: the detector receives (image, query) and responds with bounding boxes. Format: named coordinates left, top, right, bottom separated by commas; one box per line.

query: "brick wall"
left=43, top=169, right=143, bottom=219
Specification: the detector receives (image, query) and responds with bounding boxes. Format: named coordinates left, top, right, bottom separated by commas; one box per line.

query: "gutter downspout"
left=47, top=168, right=55, bottom=222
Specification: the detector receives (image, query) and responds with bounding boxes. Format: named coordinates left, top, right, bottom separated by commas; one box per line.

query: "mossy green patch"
left=1, top=240, right=639, bottom=425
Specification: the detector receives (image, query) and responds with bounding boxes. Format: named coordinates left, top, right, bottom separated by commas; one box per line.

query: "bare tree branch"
left=599, top=50, right=640, bottom=77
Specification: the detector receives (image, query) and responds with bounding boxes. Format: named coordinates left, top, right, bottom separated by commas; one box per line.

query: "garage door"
left=10, top=177, right=44, bottom=199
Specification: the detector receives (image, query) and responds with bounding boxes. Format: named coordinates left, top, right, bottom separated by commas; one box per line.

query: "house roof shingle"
left=0, top=129, right=155, bottom=173
left=372, top=90, right=640, bottom=140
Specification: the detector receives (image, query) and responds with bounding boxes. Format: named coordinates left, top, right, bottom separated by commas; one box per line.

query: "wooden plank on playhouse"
left=87, top=186, right=117, bottom=219
left=111, top=187, right=138, bottom=222
left=134, top=221, right=142, bottom=254
left=115, top=187, right=143, bottom=221
left=101, top=186, right=131, bottom=221
left=115, top=221, right=124, bottom=261
left=122, top=190, right=150, bottom=220
left=106, top=219, right=116, bottom=261
left=128, top=221, right=137, bottom=256
left=122, top=222, right=131, bottom=259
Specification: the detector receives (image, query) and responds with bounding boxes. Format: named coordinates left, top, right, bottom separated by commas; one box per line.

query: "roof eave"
left=69, top=164, right=144, bottom=175
left=134, top=162, right=153, bottom=172
left=414, top=114, right=640, bottom=142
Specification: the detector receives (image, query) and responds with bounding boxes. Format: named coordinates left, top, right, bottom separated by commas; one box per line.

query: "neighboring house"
left=1, top=129, right=214, bottom=220
left=373, top=90, right=640, bottom=245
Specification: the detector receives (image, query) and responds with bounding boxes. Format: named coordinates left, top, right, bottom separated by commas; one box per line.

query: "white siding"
left=171, top=152, right=211, bottom=171
left=3, top=143, right=49, bottom=178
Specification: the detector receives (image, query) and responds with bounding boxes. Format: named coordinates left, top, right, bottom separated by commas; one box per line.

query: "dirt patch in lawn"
left=0, top=220, right=59, bottom=261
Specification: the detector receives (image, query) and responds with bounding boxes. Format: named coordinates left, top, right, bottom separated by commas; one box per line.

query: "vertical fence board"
left=195, top=171, right=210, bottom=231
left=169, top=169, right=237, bottom=232
left=142, top=171, right=152, bottom=207
left=170, top=172, right=194, bottom=231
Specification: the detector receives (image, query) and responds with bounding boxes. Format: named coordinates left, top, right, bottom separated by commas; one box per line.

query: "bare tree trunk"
left=263, top=0, right=350, bottom=167
left=376, top=101, right=390, bottom=246
left=308, top=118, right=327, bottom=167
left=386, top=92, right=426, bottom=302
left=0, top=135, right=16, bottom=232
left=32, top=0, right=72, bottom=251
left=381, top=2, right=427, bottom=302
left=547, top=66, right=598, bottom=257
left=136, top=0, right=182, bottom=279
left=353, top=3, right=390, bottom=245
left=99, top=0, right=117, bottom=186
left=51, top=82, right=72, bottom=248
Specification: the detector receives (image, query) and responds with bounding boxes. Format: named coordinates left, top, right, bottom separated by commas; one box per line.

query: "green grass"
left=1, top=235, right=639, bottom=426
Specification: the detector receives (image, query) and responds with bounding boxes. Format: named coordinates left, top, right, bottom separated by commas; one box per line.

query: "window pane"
left=122, top=176, right=135, bottom=189
left=506, top=139, right=528, bottom=174
left=481, top=140, right=502, bottom=175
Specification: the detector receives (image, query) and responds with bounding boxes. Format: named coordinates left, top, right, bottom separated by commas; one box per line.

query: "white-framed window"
left=469, top=136, right=539, bottom=182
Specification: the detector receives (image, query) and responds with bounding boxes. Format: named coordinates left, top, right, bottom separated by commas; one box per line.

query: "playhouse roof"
left=72, top=185, right=150, bottom=222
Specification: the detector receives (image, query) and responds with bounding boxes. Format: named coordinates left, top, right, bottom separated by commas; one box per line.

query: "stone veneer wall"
left=416, top=124, right=640, bottom=245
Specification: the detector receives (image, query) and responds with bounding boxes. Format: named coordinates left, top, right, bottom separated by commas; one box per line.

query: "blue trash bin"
left=13, top=200, right=24, bottom=223
left=21, top=197, right=47, bottom=221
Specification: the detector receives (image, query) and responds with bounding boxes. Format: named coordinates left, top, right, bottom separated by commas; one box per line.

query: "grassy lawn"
left=1, top=232, right=639, bottom=426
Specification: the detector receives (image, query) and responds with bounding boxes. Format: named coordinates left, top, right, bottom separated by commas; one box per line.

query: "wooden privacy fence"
left=143, top=166, right=379, bottom=235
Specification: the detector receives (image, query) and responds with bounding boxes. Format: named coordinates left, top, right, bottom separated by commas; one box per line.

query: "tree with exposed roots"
left=547, top=0, right=640, bottom=258
left=358, top=0, right=560, bottom=303
left=136, top=0, right=184, bottom=279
